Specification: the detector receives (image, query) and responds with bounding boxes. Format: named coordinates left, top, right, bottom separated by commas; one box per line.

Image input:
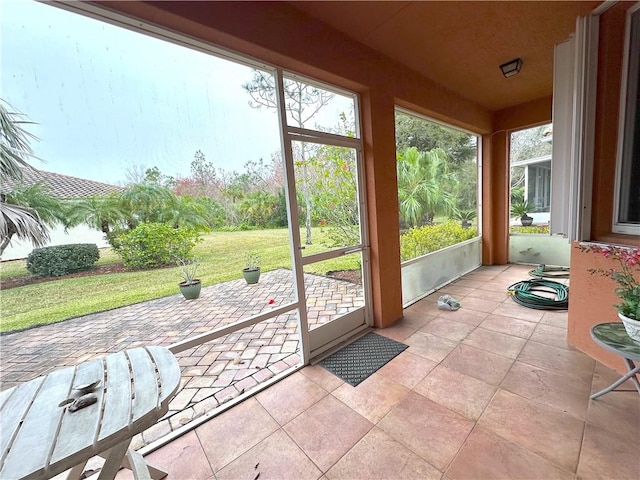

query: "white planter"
left=619, top=312, right=640, bottom=342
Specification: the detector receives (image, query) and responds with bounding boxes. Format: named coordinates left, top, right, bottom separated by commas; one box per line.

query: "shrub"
left=113, top=223, right=200, bottom=269
left=26, top=244, right=100, bottom=277
left=509, top=225, right=550, bottom=234
left=400, top=221, right=477, bottom=262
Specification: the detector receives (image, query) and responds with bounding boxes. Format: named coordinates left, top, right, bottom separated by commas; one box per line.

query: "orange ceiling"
left=290, top=1, right=601, bottom=111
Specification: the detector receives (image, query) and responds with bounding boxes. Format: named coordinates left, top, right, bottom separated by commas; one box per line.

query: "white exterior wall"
left=1, top=224, right=110, bottom=261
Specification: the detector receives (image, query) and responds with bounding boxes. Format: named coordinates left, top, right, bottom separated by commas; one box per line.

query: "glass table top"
left=591, top=322, right=640, bottom=361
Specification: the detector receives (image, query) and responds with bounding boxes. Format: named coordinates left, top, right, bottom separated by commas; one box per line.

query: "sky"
left=0, top=0, right=286, bottom=185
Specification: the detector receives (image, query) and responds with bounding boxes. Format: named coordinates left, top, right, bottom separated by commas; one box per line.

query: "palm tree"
left=66, top=194, right=127, bottom=234
left=0, top=101, right=53, bottom=256
left=397, top=147, right=459, bottom=228
left=157, top=195, right=209, bottom=230
left=119, top=182, right=175, bottom=227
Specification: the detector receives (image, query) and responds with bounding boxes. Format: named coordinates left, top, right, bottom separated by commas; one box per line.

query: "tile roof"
left=1, top=167, right=124, bottom=199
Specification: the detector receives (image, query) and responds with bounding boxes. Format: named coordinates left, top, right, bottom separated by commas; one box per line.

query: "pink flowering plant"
left=579, top=244, right=640, bottom=320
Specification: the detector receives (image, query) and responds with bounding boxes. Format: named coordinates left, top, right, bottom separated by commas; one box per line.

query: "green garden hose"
left=507, top=279, right=569, bottom=310
left=528, top=264, right=570, bottom=279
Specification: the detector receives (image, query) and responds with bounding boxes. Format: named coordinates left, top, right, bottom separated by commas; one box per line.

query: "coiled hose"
left=507, top=279, right=569, bottom=310
left=528, top=264, right=570, bottom=279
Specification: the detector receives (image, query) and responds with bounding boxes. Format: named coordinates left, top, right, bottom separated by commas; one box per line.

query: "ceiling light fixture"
left=500, top=58, right=523, bottom=78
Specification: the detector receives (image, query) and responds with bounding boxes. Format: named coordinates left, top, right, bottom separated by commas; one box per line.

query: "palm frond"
left=0, top=202, right=50, bottom=248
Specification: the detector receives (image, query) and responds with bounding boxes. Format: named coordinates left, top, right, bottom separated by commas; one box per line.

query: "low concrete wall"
left=1, top=225, right=109, bottom=261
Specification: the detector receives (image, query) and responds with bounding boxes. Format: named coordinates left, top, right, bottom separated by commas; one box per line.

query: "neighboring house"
left=0, top=167, right=124, bottom=261
left=511, top=154, right=552, bottom=226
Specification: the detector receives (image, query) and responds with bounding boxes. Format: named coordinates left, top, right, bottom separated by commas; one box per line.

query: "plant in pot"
left=455, top=210, right=476, bottom=228
left=242, top=252, right=260, bottom=284
left=177, top=257, right=202, bottom=300
left=510, top=201, right=533, bottom=226
left=579, top=244, right=640, bottom=341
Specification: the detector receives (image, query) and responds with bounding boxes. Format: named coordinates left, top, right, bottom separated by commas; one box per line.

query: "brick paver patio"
left=0, top=269, right=363, bottom=447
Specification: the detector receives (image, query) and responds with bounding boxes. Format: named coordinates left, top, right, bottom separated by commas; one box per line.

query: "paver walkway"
left=0, top=269, right=363, bottom=447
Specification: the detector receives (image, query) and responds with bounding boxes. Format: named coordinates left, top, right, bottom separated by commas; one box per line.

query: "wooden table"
left=590, top=322, right=640, bottom=399
left=0, top=346, right=180, bottom=480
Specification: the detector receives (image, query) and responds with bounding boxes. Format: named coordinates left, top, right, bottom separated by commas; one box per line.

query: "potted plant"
left=242, top=252, right=260, bottom=284
left=579, top=244, right=640, bottom=341
left=177, top=257, right=201, bottom=300
left=455, top=210, right=476, bottom=228
left=510, top=201, right=533, bottom=226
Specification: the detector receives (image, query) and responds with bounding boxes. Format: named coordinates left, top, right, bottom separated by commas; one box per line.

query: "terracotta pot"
left=619, top=312, right=640, bottom=342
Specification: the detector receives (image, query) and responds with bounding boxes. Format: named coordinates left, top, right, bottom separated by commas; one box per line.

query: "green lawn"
left=0, top=228, right=356, bottom=333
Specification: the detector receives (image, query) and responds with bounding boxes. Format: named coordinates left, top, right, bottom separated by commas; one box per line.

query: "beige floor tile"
left=398, top=307, right=438, bottom=329
left=586, top=393, right=640, bottom=444
left=453, top=279, right=485, bottom=289
left=331, top=374, right=409, bottom=423
left=480, top=314, right=537, bottom=339
left=419, top=317, right=476, bottom=342
left=530, top=323, right=571, bottom=350
left=376, top=351, right=437, bottom=389
left=577, top=423, right=640, bottom=480
left=325, top=427, right=441, bottom=480
left=283, top=395, right=373, bottom=472
left=405, top=297, right=441, bottom=314
left=465, top=288, right=510, bottom=303
left=404, top=330, right=459, bottom=362
left=478, top=390, right=585, bottom=472
left=256, top=371, right=327, bottom=425
left=143, top=431, right=213, bottom=480
left=378, top=392, right=474, bottom=471
left=590, top=362, right=639, bottom=399
left=501, top=361, right=591, bottom=420
left=462, top=271, right=500, bottom=281
left=447, top=426, right=574, bottom=480
left=476, top=280, right=513, bottom=292
left=540, top=311, right=569, bottom=328
left=374, top=323, right=417, bottom=342
left=436, top=285, right=476, bottom=297
left=475, top=264, right=510, bottom=274
left=518, top=341, right=595, bottom=384
left=442, top=344, right=514, bottom=386
left=216, top=429, right=322, bottom=480
left=457, top=296, right=501, bottom=313
left=300, top=364, right=344, bottom=392
left=462, top=327, right=527, bottom=359
left=436, top=308, right=489, bottom=327
left=414, top=365, right=496, bottom=420
left=492, top=302, right=545, bottom=322
left=196, top=397, right=279, bottom=472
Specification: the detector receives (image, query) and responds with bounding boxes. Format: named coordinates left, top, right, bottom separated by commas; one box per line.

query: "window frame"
left=613, top=2, right=640, bottom=235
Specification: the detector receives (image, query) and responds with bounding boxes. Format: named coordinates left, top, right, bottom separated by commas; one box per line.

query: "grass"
left=0, top=228, right=355, bottom=333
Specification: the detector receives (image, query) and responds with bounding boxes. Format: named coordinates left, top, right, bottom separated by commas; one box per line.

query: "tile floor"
left=116, top=264, right=639, bottom=479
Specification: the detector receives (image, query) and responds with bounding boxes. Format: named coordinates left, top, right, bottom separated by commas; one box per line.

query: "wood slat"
left=127, top=348, right=159, bottom=424
left=146, top=346, right=181, bottom=405
left=0, top=377, right=45, bottom=466
left=0, top=367, right=74, bottom=480
left=49, top=359, right=105, bottom=469
left=97, top=352, right=131, bottom=444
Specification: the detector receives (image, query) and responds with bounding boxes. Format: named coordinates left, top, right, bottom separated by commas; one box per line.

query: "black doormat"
left=320, top=332, right=408, bottom=386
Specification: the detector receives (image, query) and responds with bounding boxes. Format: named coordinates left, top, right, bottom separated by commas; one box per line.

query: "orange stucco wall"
left=568, top=3, right=640, bottom=373
left=96, top=0, right=494, bottom=328
left=568, top=243, right=630, bottom=372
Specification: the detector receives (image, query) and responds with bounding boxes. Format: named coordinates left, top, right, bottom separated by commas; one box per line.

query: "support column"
left=482, top=131, right=510, bottom=265
left=361, top=88, right=403, bottom=328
